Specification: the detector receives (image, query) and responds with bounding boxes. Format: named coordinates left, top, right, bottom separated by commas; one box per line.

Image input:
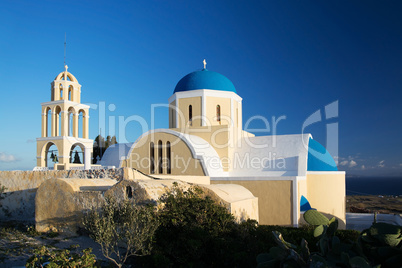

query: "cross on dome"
left=203, top=59, right=207, bottom=69
left=64, top=65, right=68, bottom=72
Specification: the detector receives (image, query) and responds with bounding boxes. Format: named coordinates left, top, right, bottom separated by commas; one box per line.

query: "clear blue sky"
left=1, top=0, right=401, bottom=176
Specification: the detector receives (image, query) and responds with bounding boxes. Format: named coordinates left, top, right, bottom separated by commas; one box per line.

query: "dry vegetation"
left=346, top=195, right=402, bottom=214
left=0, top=222, right=105, bottom=267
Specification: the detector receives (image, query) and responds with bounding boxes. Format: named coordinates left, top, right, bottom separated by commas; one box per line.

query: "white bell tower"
left=35, top=65, right=93, bottom=170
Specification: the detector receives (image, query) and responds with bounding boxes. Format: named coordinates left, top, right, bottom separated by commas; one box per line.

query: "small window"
left=216, top=105, right=221, bottom=123
left=170, top=109, right=174, bottom=128
left=126, top=186, right=133, bottom=198
left=189, top=105, right=193, bottom=126
left=236, top=108, right=239, bottom=127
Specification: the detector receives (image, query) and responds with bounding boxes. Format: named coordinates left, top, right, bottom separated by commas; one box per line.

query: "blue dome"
left=174, top=69, right=237, bottom=94
left=307, top=138, right=338, bottom=171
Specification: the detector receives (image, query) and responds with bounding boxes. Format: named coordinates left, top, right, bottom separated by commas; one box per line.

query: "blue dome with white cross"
left=173, top=69, right=237, bottom=94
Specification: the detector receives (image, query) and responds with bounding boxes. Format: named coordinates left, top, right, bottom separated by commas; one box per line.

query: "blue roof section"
left=173, top=69, right=237, bottom=94
left=307, top=138, right=338, bottom=171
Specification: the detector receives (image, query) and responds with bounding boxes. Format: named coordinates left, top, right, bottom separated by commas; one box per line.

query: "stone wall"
left=0, top=169, right=123, bottom=222
left=36, top=178, right=117, bottom=234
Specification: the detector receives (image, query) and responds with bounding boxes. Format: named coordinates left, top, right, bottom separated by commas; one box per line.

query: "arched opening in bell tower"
left=68, top=107, right=75, bottom=137
left=68, top=85, right=73, bottom=101
left=59, top=84, right=63, bottom=100
left=55, top=106, right=62, bottom=136
left=44, top=142, right=59, bottom=168
left=70, top=143, right=84, bottom=164
left=45, top=107, right=51, bottom=137
left=78, top=109, right=85, bottom=138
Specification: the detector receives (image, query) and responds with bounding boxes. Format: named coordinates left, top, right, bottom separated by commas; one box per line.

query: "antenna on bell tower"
left=64, top=33, right=67, bottom=67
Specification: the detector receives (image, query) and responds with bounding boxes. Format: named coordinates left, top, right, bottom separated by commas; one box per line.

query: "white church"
left=35, top=62, right=346, bottom=227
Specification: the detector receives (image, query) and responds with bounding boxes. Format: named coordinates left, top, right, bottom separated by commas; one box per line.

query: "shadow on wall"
left=0, top=169, right=125, bottom=223
left=0, top=189, right=38, bottom=222
left=105, top=180, right=154, bottom=206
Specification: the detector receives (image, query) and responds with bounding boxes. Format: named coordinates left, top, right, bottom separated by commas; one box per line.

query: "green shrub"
left=83, top=197, right=159, bottom=268
left=149, top=185, right=258, bottom=267
left=25, top=245, right=97, bottom=267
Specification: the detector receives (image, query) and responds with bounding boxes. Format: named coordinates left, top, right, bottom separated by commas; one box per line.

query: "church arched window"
left=150, top=142, right=155, bottom=174
left=166, top=141, right=171, bottom=174
left=189, top=105, right=193, bottom=126
left=216, top=105, right=221, bottom=123
left=158, top=140, right=163, bottom=174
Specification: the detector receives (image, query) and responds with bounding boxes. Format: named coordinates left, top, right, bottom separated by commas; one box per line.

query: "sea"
left=346, top=177, right=402, bottom=196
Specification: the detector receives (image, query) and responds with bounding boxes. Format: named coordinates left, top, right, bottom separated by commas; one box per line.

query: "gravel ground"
left=0, top=224, right=107, bottom=268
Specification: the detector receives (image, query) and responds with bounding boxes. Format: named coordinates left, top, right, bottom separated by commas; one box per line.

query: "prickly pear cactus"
left=303, top=209, right=330, bottom=226
left=369, top=222, right=402, bottom=247
left=358, top=221, right=402, bottom=266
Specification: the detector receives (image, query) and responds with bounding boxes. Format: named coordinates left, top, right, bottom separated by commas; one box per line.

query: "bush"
left=26, top=246, right=97, bottom=268
left=148, top=185, right=258, bottom=267
left=83, top=197, right=159, bottom=268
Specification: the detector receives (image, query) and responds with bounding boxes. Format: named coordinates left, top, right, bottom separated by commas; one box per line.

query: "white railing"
left=90, top=165, right=116, bottom=170
left=33, top=166, right=116, bottom=171
left=68, top=166, right=116, bottom=171
left=69, top=166, right=85, bottom=170
left=346, top=213, right=402, bottom=231
left=33, top=167, right=54, bottom=171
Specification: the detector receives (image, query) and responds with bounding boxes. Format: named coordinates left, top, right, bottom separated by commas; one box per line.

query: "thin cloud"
left=349, top=160, right=357, bottom=168
left=361, top=165, right=366, bottom=170
left=338, top=158, right=357, bottom=168
left=378, top=160, right=385, bottom=168
left=0, top=152, right=19, bottom=163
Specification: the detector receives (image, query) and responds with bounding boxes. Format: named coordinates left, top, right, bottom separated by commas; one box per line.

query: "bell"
left=50, top=152, right=55, bottom=161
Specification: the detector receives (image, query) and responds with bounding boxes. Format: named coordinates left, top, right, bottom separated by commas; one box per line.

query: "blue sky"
left=0, top=0, right=401, bottom=176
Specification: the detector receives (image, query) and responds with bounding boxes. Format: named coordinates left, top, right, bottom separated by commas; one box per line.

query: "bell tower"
left=35, top=65, right=93, bottom=170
